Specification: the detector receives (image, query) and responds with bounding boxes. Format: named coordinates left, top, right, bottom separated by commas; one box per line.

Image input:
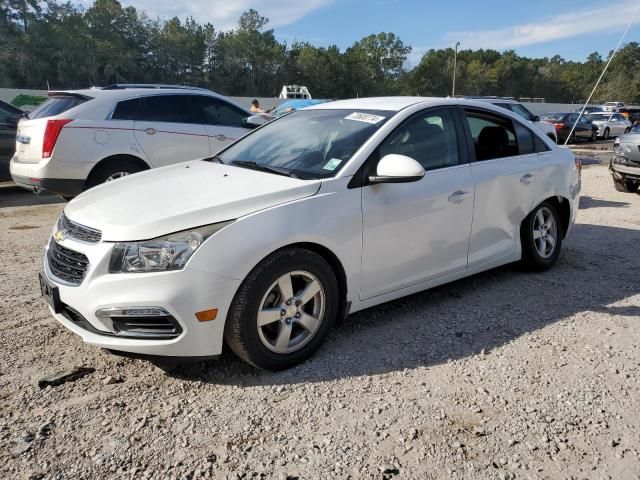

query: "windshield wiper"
left=231, top=160, right=297, bottom=178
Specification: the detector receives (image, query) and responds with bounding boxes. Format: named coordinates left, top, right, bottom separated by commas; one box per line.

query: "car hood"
left=65, top=160, right=321, bottom=241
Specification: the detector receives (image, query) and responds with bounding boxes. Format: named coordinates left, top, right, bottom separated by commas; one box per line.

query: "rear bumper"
left=11, top=174, right=85, bottom=196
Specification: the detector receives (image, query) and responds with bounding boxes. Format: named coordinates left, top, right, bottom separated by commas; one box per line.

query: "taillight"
left=42, top=119, right=72, bottom=158
left=553, top=123, right=565, bottom=130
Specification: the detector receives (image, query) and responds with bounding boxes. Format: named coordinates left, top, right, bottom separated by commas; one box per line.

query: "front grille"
left=59, top=213, right=102, bottom=243
left=47, top=239, right=89, bottom=285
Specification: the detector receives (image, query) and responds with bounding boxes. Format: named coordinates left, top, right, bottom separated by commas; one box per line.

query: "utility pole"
left=452, top=42, right=460, bottom=97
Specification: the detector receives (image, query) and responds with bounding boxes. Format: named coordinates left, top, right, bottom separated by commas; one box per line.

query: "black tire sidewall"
left=226, top=249, right=339, bottom=370
left=521, top=202, right=563, bottom=270
left=603, top=128, right=610, bottom=140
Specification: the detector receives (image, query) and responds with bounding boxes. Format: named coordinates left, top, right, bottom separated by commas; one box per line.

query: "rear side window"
left=514, top=122, right=550, bottom=154
left=510, top=103, right=535, bottom=122
left=111, top=98, right=139, bottom=120
left=464, top=110, right=518, bottom=161
left=189, top=95, right=248, bottom=127
left=136, top=95, right=194, bottom=123
left=29, top=95, right=90, bottom=120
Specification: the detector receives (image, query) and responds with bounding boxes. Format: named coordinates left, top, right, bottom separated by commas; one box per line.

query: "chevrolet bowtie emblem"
left=54, top=230, right=66, bottom=242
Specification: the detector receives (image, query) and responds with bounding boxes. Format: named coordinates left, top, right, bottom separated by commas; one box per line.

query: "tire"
left=224, top=248, right=339, bottom=370
left=590, top=130, right=597, bottom=142
left=520, top=201, right=563, bottom=271
left=625, top=127, right=631, bottom=134
left=613, top=177, right=636, bottom=193
left=85, top=158, right=145, bottom=190
left=568, top=132, right=576, bottom=144
left=603, top=128, right=610, bottom=141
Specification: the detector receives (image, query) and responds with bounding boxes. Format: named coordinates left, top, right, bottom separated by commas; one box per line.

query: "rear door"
left=461, top=108, right=547, bottom=266
left=133, top=94, right=210, bottom=167
left=188, top=95, right=250, bottom=154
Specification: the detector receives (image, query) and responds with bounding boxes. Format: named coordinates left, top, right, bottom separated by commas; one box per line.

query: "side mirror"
left=532, top=115, right=540, bottom=122
left=243, top=114, right=268, bottom=129
left=369, top=154, right=425, bottom=184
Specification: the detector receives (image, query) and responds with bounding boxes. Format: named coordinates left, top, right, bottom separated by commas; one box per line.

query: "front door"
left=188, top=95, right=250, bottom=154
left=361, top=108, right=474, bottom=299
left=133, top=94, right=210, bottom=168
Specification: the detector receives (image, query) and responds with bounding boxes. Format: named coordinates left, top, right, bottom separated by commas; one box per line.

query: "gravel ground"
left=1, top=163, right=639, bottom=480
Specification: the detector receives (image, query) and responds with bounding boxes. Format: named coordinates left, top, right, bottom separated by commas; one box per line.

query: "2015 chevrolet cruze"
left=40, top=97, right=581, bottom=370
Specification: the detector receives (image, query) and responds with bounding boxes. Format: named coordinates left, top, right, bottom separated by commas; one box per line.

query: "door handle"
left=144, top=128, right=157, bottom=135
left=448, top=190, right=470, bottom=203
left=520, top=173, right=534, bottom=185
left=214, top=134, right=228, bottom=141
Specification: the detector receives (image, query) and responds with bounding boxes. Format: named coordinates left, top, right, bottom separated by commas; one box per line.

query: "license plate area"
left=39, top=272, right=62, bottom=314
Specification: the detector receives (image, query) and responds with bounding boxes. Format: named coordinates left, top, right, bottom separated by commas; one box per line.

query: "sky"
left=111, top=0, right=640, bottom=64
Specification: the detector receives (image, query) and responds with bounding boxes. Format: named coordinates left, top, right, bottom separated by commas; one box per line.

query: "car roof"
left=305, top=96, right=533, bottom=113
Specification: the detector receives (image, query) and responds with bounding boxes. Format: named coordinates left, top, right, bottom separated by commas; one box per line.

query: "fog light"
left=95, top=307, right=182, bottom=339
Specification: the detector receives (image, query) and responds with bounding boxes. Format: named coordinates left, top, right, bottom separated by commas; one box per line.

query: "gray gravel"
left=1, top=164, right=639, bottom=479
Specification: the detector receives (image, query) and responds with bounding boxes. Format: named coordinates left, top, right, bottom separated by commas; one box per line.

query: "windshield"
left=29, top=95, right=90, bottom=119
left=541, top=113, right=566, bottom=122
left=589, top=113, right=612, bottom=121
left=604, top=102, right=620, bottom=106
left=216, top=109, right=391, bottom=179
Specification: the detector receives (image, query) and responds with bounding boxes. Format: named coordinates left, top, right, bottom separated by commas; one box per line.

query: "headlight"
left=108, top=221, right=233, bottom=273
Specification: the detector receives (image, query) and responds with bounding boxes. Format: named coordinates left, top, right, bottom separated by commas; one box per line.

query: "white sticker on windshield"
left=323, top=158, right=342, bottom=171
left=345, top=112, right=386, bottom=124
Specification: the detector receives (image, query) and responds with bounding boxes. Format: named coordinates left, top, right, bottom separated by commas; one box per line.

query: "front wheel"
left=603, top=128, right=610, bottom=140
left=613, top=176, right=637, bottom=193
left=591, top=130, right=597, bottom=142
left=520, top=202, right=563, bottom=271
left=224, top=248, right=339, bottom=370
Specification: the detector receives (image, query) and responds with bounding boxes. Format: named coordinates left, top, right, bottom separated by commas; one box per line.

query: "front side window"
left=216, top=109, right=391, bottom=179
left=378, top=108, right=460, bottom=171
left=464, top=110, right=518, bottom=161
left=190, top=96, right=248, bottom=127
left=510, top=103, right=535, bottom=122
left=136, top=95, right=193, bottom=123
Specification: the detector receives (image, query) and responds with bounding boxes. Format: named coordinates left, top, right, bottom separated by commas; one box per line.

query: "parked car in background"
left=0, top=99, right=25, bottom=181
left=540, top=112, right=597, bottom=143
left=602, top=101, right=625, bottom=112
left=578, top=105, right=604, bottom=115
left=10, top=84, right=265, bottom=199
left=468, top=97, right=558, bottom=143
left=588, top=112, right=632, bottom=139
left=610, top=126, right=640, bottom=192
left=39, top=97, right=580, bottom=370
left=271, top=99, right=331, bottom=117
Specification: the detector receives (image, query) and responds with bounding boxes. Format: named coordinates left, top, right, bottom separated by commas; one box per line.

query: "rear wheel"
left=568, top=132, right=576, bottom=144
left=85, top=158, right=146, bottom=190
left=224, top=248, right=339, bottom=370
left=520, top=202, right=562, bottom=271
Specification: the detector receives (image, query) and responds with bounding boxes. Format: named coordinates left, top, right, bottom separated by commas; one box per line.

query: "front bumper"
left=43, top=237, right=241, bottom=357
left=610, top=155, right=640, bottom=180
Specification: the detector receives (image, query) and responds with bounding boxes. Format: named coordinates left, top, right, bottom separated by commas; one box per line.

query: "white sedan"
left=39, top=97, right=581, bottom=370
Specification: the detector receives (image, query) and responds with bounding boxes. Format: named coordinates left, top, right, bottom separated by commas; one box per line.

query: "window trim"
left=458, top=106, right=550, bottom=162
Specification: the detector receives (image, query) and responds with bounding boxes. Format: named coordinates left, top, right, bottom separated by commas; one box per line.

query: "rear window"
left=541, top=113, right=566, bottom=122
left=29, top=95, right=90, bottom=120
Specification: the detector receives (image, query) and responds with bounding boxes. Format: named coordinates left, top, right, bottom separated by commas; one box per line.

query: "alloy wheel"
left=532, top=206, right=558, bottom=259
left=256, top=270, right=325, bottom=354
left=105, top=171, right=130, bottom=182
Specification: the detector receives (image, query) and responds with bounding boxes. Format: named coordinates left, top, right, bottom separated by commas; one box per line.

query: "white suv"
left=10, top=85, right=264, bottom=198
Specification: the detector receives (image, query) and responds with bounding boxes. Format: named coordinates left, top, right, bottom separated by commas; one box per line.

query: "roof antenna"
left=564, top=1, right=640, bottom=146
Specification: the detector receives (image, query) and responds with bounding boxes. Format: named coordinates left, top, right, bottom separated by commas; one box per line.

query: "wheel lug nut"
left=295, top=312, right=301, bottom=318
left=295, top=299, right=301, bottom=306
left=285, top=318, right=291, bottom=325
left=281, top=309, right=286, bottom=316
left=286, top=300, right=292, bottom=306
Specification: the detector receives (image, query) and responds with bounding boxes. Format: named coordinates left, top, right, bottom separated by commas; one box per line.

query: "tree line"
left=1, top=0, right=639, bottom=103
